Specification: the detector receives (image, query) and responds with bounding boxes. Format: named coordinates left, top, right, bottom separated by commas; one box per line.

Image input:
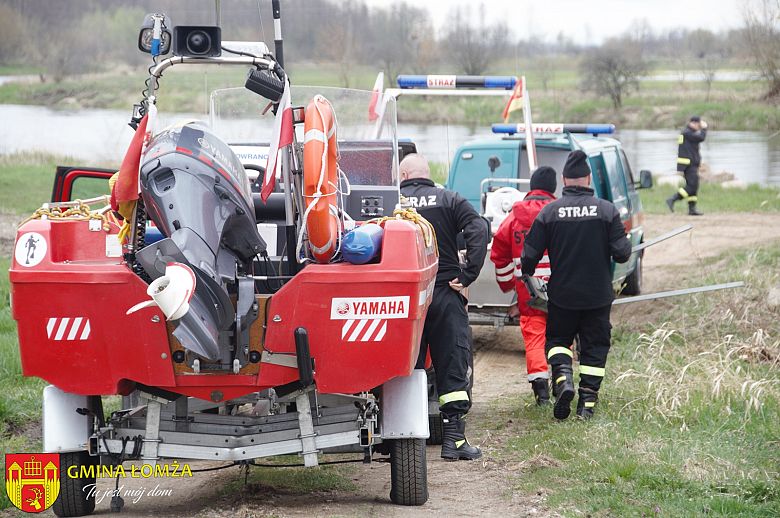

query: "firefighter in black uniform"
left=521, top=150, right=631, bottom=420
left=666, top=115, right=708, bottom=216
left=400, top=153, right=489, bottom=460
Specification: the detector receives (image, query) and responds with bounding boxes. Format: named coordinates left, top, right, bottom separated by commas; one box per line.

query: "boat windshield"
left=209, top=86, right=399, bottom=187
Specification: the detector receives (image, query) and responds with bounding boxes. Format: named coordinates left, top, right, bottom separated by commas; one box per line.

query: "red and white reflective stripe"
left=47, top=317, right=91, bottom=341
left=341, top=319, right=387, bottom=342
left=494, top=262, right=515, bottom=282
left=514, top=255, right=550, bottom=278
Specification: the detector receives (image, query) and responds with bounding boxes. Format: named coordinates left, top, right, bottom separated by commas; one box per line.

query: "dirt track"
left=19, top=212, right=780, bottom=517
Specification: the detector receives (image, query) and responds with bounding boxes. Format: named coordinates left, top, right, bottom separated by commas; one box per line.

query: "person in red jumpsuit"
left=490, top=166, right=557, bottom=405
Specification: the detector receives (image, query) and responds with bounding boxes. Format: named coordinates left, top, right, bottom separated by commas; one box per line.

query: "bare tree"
left=0, top=4, right=34, bottom=65
left=443, top=5, right=509, bottom=75
left=580, top=40, right=647, bottom=109
left=366, top=4, right=430, bottom=84
left=318, top=1, right=367, bottom=88
left=742, top=0, right=780, bottom=98
left=688, top=29, right=720, bottom=101
left=533, top=54, right=555, bottom=92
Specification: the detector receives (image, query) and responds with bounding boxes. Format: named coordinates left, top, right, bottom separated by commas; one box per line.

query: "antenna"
left=272, top=0, right=284, bottom=67
left=215, top=0, right=221, bottom=26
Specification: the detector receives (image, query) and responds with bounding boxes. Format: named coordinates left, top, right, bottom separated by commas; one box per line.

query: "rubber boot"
left=531, top=378, right=551, bottom=406
left=440, top=415, right=482, bottom=461
left=551, top=365, right=575, bottom=420
left=665, top=193, right=681, bottom=213
left=576, top=388, right=599, bottom=420
left=688, top=202, right=703, bottom=216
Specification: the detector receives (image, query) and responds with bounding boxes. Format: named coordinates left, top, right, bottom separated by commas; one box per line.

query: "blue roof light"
left=397, top=75, right=517, bottom=89
left=492, top=123, right=616, bottom=135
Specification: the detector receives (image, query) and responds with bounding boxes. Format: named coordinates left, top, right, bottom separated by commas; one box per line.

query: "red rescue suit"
left=490, top=190, right=555, bottom=380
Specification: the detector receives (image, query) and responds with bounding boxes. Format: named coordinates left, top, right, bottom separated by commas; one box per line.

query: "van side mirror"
left=488, top=156, right=501, bottom=173
left=638, top=170, right=653, bottom=189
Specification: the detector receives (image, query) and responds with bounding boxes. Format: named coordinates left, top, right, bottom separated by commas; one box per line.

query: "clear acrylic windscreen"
left=210, top=86, right=399, bottom=186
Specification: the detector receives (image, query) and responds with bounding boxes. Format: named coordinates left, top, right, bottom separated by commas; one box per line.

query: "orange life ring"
left=303, top=96, right=339, bottom=263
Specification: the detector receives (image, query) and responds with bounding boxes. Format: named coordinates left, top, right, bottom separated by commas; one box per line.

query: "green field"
left=1, top=62, right=779, bottom=130
left=0, top=153, right=74, bottom=216
left=485, top=243, right=780, bottom=516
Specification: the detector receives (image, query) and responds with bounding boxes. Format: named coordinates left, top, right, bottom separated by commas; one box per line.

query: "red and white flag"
left=368, top=72, right=384, bottom=122
left=262, top=78, right=294, bottom=202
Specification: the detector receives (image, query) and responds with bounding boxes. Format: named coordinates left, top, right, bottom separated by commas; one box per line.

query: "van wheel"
left=53, top=451, right=98, bottom=517
left=622, top=253, right=642, bottom=296
left=426, top=414, right=443, bottom=445
left=389, top=438, right=428, bottom=506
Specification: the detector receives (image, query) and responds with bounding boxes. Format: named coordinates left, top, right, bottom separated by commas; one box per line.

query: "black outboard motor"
left=136, top=122, right=265, bottom=364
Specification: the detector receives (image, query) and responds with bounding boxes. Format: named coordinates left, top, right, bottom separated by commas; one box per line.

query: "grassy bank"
left=639, top=183, right=780, bottom=214
left=486, top=243, right=780, bottom=516
left=0, top=153, right=79, bottom=216
left=1, top=63, right=779, bottom=130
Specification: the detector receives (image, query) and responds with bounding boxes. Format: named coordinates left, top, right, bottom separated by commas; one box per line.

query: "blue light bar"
left=397, top=75, right=517, bottom=90
left=491, top=123, right=616, bottom=135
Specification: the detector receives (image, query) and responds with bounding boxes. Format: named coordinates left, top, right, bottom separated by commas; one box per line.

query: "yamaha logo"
left=330, top=296, right=410, bottom=320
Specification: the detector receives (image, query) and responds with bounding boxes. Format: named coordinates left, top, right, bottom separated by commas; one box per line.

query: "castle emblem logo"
left=5, top=453, right=60, bottom=513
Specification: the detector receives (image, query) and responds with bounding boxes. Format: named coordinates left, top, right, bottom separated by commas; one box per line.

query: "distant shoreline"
left=0, top=65, right=778, bottom=132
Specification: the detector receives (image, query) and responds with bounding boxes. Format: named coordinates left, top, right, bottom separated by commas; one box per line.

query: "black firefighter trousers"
left=415, top=284, right=473, bottom=419
left=545, top=303, right=612, bottom=392
left=678, top=165, right=700, bottom=201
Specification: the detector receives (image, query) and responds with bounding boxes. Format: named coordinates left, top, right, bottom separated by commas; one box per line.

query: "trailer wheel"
left=53, top=451, right=98, bottom=517
left=623, top=253, right=643, bottom=296
left=389, top=438, right=428, bottom=506
left=426, top=414, right=443, bottom=445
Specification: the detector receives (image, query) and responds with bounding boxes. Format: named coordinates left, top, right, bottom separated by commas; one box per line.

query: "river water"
left=1, top=104, right=778, bottom=186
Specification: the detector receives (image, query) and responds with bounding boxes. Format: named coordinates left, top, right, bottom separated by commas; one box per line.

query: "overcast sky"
left=362, top=0, right=744, bottom=43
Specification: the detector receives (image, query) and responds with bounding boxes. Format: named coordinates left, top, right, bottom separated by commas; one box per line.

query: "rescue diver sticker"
left=330, top=296, right=410, bottom=320
left=15, top=232, right=47, bottom=267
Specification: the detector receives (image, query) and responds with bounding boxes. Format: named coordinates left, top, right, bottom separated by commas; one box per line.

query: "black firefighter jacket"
left=400, top=178, right=488, bottom=287
left=520, top=185, right=632, bottom=310
left=677, top=126, right=707, bottom=172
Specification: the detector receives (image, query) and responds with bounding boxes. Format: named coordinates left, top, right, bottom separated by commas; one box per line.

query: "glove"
left=521, top=275, right=549, bottom=313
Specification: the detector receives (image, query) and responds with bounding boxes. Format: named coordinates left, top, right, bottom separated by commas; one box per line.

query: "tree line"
left=0, top=0, right=778, bottom=103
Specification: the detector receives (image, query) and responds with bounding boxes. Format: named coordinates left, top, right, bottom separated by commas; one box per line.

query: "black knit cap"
left=562, top=150, right=591, bottom=178
left=690, top=115, right=701, bottom=122
left=530, top=166, right=557, bottom=193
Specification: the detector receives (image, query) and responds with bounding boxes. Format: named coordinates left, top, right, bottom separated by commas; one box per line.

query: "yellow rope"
left=20, top=200, right=113, bottom=232
left=366, top=207, right=438, bottom=255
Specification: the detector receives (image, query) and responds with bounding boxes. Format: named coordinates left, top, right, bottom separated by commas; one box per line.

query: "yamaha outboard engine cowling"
left=136, top=122, right=265, bottom=363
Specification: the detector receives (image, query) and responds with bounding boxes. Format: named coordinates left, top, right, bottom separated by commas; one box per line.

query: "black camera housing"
left=173, top=26, right=222, bottom=57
